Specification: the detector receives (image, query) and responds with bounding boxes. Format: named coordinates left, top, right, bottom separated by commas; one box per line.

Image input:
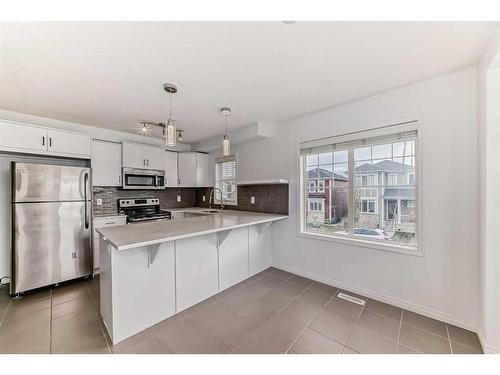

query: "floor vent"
left=337, top=292, right=366, bottom=306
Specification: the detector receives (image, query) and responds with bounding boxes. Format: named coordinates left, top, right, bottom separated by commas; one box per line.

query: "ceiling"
left=0, top=22, right=496, bottom=143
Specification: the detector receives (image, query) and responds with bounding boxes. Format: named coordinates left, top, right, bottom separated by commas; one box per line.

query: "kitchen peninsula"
left=97, top=210, right=287, bottom=344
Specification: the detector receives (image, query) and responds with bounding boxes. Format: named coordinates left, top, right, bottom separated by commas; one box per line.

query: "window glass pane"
left=393, top=142, right=405, bottom=157
left=317, top=165, right=333, bottom=179
left=333, top=163, right=348, bottom=178
left=306, top=155, right=319, bottom=166
left=354, top=147, right=371, bottom=161
left=372, top=144, right=392, bottom=159
left=334, top=150, right=348, bottom=164
left=318, top=152, right=332, bottom=165
left=306, top=166, right=319, bottom=180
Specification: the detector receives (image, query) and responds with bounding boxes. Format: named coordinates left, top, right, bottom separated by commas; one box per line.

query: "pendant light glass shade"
left=222, top=134, right=231, bottom=156
left=221, top=107, right=231, bottom=156
left=165, top=119, right=176, bottom=146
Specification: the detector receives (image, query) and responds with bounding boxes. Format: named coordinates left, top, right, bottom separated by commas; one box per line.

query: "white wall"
left=477, top=25, right=500, bottom=353
left=229, top=66, right=479, bottom=330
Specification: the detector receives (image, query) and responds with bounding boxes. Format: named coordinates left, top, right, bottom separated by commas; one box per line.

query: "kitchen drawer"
left=92, top=215, right=126, bottom=274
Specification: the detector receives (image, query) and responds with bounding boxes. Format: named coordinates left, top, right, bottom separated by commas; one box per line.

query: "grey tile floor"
left=0, top=267, right=483, bottom=354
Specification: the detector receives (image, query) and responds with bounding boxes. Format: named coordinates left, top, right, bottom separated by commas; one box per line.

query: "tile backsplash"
left=92, top=187, right=197, bottom=216
left=93, top=183, right=289, bottom=217
left=196, top=184, right=289, bottom=215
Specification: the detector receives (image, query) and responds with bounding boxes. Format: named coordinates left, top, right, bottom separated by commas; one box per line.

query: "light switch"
left=202, top=195, right=206, bottom=202
left=177, top=195, right=182, bottom=202
left=250, top=196, right=255, bottom=204
left=96, top=198, right=103, bottom=206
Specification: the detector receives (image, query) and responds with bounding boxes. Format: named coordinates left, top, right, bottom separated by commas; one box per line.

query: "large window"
left=215, top=155, right=237, bottom=205
left=299, top=124, right=418, bottom=251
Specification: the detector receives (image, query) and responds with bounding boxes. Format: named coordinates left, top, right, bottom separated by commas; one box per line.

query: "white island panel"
left=175, top=233, right=219, bottom=312
left=249, top=224, right=272, bottom=276
left=218, top=227, right=249, bottom=290
left=100, top=239, right=176, bottom=344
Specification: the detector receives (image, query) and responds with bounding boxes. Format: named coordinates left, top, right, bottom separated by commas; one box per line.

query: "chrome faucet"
left=209, top=188, right=225, bottom=210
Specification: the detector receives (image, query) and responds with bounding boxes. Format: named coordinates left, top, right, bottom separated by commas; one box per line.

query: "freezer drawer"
left=12, top=163, right=91, bottom=202
left=12, top=201, right=91, bottom=294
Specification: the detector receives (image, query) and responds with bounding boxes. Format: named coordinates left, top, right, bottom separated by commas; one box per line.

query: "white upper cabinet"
left=196, top=152, right=212, bottom=187
left=91, top=140, right=122, bottom=186
left=177, top=152, right=197, bottom=187
left=46, top=129, right=91, bottom=157
left=178, top=152, right=213, bottom=187
left=122, top=141, right=164, bottom=170
left=144, top=146, right=165, bottom=170
left=0, top=120, right=91, bottom=159
left=165, top=151, right=178, bottom=187
left=0, top=121, right=47, bottom=152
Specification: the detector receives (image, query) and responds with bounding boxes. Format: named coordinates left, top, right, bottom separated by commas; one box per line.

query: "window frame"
left=297, top=120, right=422, bottom=257
left=214, top=154, right=238, bottom=206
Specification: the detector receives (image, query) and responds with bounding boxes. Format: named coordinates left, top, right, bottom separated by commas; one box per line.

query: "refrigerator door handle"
left=84, top=172, right=89, bottom=229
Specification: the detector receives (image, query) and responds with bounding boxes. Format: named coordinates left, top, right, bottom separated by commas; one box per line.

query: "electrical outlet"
left=177, top=195, right=181, bottom=202
left=202, top=195, right=206, bottom=202
left=96, top=198, right=103, bottom=206
left=250, top=196, right=255, bottom=204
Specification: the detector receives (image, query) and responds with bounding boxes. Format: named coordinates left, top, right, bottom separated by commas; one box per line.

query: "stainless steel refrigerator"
left=11, top=162, right=92, bottom=294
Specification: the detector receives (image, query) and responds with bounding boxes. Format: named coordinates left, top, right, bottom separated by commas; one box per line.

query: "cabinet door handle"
left=147, top=159, right=150, bottom=166
left=49, top=137, right=52, bottom=147
left=143, top=159, right=146, bottom=166
left=105, top=222, right=116, bottom=225
left=42, top=136, right=45, bottom=146
left=118, top=175, right=121, bottom=184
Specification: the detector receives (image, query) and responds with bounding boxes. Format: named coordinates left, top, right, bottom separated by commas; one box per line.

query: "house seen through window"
left=300, top=125, right=418, bottom=250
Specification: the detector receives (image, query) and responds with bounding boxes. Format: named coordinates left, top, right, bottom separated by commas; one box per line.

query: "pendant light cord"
left=169, top=91, right=173, bottom=121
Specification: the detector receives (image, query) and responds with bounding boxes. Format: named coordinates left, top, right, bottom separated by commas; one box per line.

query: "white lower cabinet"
left=100, top=240, right=176, bottom=344
left=175, top=233, right=219, bottom=311
left=218, top=228, right=249, bottom=290
left=248, top=224, right=272, bottom=276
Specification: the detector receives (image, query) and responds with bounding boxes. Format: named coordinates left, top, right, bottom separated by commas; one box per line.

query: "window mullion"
left=348, top=148, right=355, bottom=236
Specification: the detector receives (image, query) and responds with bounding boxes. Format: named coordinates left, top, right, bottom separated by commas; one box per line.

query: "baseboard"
left=477, top=329, right=500, bottom=354
left=273, top=263, right=478, bottom=332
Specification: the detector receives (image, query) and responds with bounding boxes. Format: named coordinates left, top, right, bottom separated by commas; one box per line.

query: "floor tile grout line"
left=284, top=284, right=335, bottom=353
left=445, top=323, right=453, bottom=354
left=151, top=325, right=175, bottom=354
left=289, top=287, right=345, bottom=353
left=49, top=288, right=53, bottom=354
left=230, top=277, right=320, bottom=353
left=396, top=308, right=403, bottom=352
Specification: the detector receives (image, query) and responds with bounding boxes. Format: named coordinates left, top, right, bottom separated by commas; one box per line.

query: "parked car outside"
left=335, top=227, right=389, bottom=240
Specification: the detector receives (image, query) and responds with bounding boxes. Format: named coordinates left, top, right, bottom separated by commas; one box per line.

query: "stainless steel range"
left=118, top=198, right=171, bottom=223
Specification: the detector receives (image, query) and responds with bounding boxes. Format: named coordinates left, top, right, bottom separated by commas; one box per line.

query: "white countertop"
left=96, top=210, right=287, bottom=251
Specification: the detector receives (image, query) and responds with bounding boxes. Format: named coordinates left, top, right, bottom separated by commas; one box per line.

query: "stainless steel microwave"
left=122, top=168, right=165, bottom=190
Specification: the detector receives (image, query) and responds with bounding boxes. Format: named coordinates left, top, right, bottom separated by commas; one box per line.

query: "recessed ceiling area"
left=0, top=21, right=496, bottom=143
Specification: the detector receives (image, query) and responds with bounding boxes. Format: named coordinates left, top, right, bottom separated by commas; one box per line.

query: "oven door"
left=122, top=168, right=165, bottom=190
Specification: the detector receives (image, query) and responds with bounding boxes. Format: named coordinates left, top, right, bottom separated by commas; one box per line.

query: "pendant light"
left=163, top=83, right=178, bottom=146
left=221, top=107, right=231, bottom=156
